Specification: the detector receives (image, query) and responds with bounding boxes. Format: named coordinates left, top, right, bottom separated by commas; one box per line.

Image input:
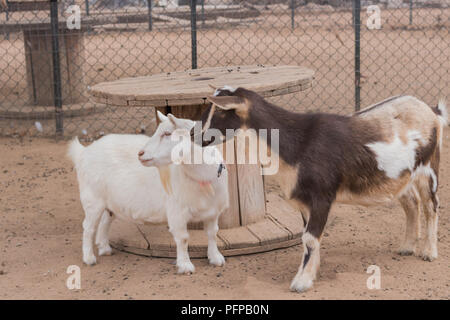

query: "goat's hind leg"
left=81, top=192, right=105, bottom=265
left=416, top=177, right=439, bottom=262
left=422, top=194, right=439, bottom=261
left=96, top=210, right=114, bottom=256
left=397, top=187, right=421, bottom=256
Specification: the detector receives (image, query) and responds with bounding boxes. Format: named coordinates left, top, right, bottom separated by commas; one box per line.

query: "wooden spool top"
left=89, top=65, right=314, bottom=107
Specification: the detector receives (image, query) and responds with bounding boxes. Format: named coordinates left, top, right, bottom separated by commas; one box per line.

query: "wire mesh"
left=0, top=0, right=448, bottom=139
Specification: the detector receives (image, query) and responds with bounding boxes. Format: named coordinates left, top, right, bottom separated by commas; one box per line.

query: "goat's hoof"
left=397, top=248, right=415, bottom=256
left=290, top=276, right=314, bottom=293
left=421, top=249, right=437, bottom=262
left=98, top=245, right=113, bottom=256
left=83, top=255, right=97, bottom=266
left=177, top=261, right=195, bottom=274
left=208, top=253, right=225, bottom=267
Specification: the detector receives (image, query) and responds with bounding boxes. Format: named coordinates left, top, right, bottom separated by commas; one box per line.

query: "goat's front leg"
left=204, top=216, right=225, bottom=267
left=290, top=201, right=331, bottom=293
left=167, top=206, right=195, bottom=274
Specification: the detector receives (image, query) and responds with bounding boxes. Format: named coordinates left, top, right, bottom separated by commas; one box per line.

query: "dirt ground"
left=0, top=126, right=449, bottom=300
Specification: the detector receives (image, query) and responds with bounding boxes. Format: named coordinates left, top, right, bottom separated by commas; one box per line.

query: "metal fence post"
left=147, top=0, right=152, bottom=31
left=353, top=0, right=361, bottom=112
left=5, top=4, right=9, bottom=40
left=291, top=0, right=295, bottom=30
left=190, top=0, right=197, bottom=69
left=201, top=0, right=205, bottom=27
left=409, top=0, right=413, bottom=25
left=50, top=1, right=63, bottom=136
left=85, top=0, right=90, bottom=16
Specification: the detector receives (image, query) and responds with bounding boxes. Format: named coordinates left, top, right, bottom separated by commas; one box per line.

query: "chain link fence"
left=0, top=0, right=448, bottom=139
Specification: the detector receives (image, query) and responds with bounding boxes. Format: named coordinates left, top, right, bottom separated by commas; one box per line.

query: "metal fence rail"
left=0, top=0, right=448, bottom=138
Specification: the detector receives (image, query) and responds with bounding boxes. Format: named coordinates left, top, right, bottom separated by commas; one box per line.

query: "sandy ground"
left=0, top=126, right=449, bottom=300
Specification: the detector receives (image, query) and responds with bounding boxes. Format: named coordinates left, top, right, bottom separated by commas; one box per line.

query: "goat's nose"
left=138, top=150, right=145, bottom=157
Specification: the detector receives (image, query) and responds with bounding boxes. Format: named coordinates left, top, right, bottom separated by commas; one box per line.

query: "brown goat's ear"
left=206, top=96, right=248, bottom=111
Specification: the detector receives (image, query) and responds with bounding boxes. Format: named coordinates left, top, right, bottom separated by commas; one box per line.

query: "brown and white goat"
left=198, top=86, right=447, bottom=292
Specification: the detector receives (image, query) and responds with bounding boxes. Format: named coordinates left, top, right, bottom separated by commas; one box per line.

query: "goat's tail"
left=435, top=98, right=448, bottom=127
left=67, top=136, right=85, bottom=168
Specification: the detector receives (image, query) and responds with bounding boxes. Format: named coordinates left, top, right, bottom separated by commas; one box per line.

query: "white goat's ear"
left=168, top=113, right=195, bottom=130
left=206, top=95, right=248, bottom=111
left=156, top=110, right=168, bottom=123
left=167, top=113, right=178, bottom=124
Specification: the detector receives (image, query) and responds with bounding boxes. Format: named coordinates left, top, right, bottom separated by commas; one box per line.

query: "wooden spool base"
left=110, top=193, right=304, bottom=258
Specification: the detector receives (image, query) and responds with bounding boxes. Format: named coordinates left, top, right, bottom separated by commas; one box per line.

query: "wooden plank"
left=139, top=223, right=174, bottom=252
left=170, top=104, right=209, bottom=121
left=220, top=237, right=301, bottom=257
left=110, top=218, right=302, bottom=259
left=113, top=237, right=302, bottom=259
left=168, top=98, right=207, bottom=107
left=265, top=193, right=304, bottom=239
left=109, top=220, right=149, bottom=250
left=235, top=132, right=266, bottom=226
left=246, top=218, right=290, bottom=246
left=89, top=65, right=314, bottom=107
left=218, top=226, right=260, bottom=250
left=236, top=162, right=266, bottom=226
left=217, top=138, right=241, bottom=229
left=188, top=230, right=226, bottom=252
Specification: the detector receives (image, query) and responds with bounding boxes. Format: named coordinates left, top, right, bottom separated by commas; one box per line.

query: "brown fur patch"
left=414, top=127, right=437, bottom=169
left=276, top=159, right=300, bottom=199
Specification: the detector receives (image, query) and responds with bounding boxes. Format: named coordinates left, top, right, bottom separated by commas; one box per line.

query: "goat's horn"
left=208, top=84, right=217, bottom=90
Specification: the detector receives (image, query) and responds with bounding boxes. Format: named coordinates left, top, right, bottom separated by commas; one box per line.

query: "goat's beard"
left=157, top=165, right=172, bottom=195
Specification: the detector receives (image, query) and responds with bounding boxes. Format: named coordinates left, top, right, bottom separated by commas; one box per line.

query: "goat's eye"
left=162, top=132, right=171, bottom=137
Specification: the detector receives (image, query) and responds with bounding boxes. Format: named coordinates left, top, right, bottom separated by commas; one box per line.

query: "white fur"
left=437, top=99, right=448, bottom=126
left=412, top=163, right=438, bottom=193
left=366, top=130, right=422, bottom=179
left=68, top=115, right=229, bottom=273
left=213, top=85, right=236, bottom=96
left=290, top=232, right=320, bottom=293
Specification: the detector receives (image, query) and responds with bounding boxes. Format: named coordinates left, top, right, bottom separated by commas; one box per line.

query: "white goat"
left=68, top=112, right=229, bottom=274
